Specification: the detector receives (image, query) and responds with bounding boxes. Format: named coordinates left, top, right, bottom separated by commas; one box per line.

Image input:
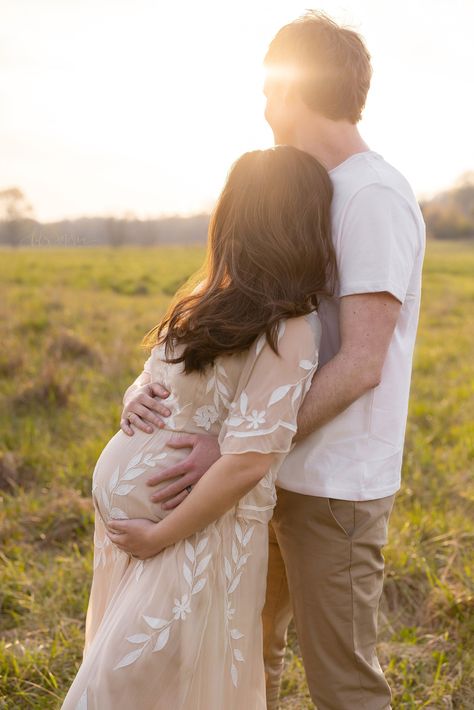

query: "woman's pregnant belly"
left=91, top=427, right=191, bottom=524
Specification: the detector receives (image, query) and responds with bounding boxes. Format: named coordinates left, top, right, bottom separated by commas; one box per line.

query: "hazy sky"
left=1, top=0, right=473, bottom=222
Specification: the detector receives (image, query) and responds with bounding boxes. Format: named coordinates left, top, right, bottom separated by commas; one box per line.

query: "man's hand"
left=120, top=383, right=172, bottom=436
left=147, top=433, right=221, bottom=510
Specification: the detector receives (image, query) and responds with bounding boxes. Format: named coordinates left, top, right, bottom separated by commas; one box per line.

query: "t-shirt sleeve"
left=218, top=313, right=321, bottom=456
left=337, top=184, right=422, bottom=303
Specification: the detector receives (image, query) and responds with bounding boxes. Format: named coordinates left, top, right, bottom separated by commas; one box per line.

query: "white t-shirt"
left=276, top=150, right=426, bottom=501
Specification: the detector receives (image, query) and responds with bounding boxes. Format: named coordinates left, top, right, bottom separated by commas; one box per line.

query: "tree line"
left=419, top=172, right=474, bottom=240
left=1, top=173, right=473, bottom=247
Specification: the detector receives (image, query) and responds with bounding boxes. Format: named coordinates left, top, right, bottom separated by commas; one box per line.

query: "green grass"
left=1, top=241, right=473, bottom=708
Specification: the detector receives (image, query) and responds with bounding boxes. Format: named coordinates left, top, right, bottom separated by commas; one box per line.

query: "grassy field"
left=0, top=240, right=473, bottom=709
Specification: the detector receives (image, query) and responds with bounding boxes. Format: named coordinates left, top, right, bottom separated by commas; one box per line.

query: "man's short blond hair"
left=264, top=11, right=372, bottom=124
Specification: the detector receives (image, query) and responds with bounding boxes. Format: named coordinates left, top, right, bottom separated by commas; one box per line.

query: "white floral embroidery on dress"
left=172, top=594, right=192, bottom=620
left=91, top=517, right=113, bottom=570
left=193, top=404, right=219, bottom=431
left=222, top=349, right=318, bottom=443
left=193, top=361, right=232, bottom=431
left=95, top=450, right=168, bottom=525
left=160, top=391, right=191, bottom=430
left=244, top=409, right=266, bottom=430
left=92, top=450, right=169, bottom=568
left=208, top=362, right=232, bottom=411
left=223, top=518, right=254, bottom=687
left=112, top=533, right=211, bottom=671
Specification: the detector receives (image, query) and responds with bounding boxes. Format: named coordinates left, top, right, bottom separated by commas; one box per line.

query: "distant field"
left=0, top=241, right=473, bottom=708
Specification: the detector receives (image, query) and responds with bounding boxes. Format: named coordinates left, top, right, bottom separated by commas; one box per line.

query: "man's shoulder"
left=330, top=151, right=423, bottom=228
left=330, top=151, right=417, bottom=206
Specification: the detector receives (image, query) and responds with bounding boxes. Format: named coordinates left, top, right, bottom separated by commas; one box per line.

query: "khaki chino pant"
left=262, top=487, right=395, bottom=710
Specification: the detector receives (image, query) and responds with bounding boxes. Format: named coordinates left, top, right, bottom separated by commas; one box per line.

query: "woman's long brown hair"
left=142, top=145, right=336, bottom=374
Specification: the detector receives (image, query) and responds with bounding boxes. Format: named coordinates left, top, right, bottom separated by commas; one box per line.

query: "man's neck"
left=290, top=119, right=370, bottom=172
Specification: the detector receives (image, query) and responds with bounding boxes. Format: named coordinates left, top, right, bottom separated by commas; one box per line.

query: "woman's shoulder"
left=277, top=309, right=322, bottom=346
left=240, top=310, right=321, bottom=367
left=300, top=308, right=321, bottom=332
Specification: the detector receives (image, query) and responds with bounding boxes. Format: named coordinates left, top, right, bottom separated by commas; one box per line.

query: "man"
left=121, top=12, right=425, bottom=709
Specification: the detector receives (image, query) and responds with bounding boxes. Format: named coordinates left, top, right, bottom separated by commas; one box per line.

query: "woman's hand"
left=121, top=383, right=172, bottom=436
left=106, top=518, right=163, bottom=560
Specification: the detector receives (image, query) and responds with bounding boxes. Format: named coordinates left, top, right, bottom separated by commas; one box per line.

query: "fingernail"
left=163, top=409, right=171, bottom=417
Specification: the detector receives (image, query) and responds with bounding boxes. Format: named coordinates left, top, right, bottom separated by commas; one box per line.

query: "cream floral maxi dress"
left=61, top=311, right=321, bottom=710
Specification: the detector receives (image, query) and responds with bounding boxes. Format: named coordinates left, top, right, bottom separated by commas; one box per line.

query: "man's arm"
left=144, top=291, right=401, bottom=507
left=294, top=291, right=401, bottom=441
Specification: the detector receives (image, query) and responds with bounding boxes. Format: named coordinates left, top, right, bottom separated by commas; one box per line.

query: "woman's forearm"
left=150, top=452, right=273, bottom=552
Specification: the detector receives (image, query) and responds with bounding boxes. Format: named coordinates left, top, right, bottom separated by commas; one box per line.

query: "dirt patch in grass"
left=12, top=362, right=74, bottom=410
left=46, top=329, right=102, bottom=364
left=0, top=452, right=35, bottom=493
left=0, top=488, right=93, bottom=550
left=0, top=351, right=25, bottom=378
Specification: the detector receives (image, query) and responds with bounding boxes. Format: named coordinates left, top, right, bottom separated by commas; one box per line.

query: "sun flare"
left=1, top=0, right=473, bottom=221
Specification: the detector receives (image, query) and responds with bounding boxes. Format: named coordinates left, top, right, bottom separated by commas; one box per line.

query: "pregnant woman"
left=61, top=145, right=336, bottom=710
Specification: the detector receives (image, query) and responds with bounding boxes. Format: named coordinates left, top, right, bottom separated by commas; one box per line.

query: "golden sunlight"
left=1, top=0, right=473, bottom=221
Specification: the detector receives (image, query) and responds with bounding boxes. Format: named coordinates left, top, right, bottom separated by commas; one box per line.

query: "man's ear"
left=282, top=81, right=304, bottom=115
left=279, top=79, right=295, bottom=105
left=286, top=81, right=308, bottom=111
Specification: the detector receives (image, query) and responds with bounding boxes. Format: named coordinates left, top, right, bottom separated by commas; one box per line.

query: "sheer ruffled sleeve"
left=122, top=346, right=156, bottom=406
left=218, top=312, right=321, bottom=456
left=142, top=350, right=154, bottom=375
